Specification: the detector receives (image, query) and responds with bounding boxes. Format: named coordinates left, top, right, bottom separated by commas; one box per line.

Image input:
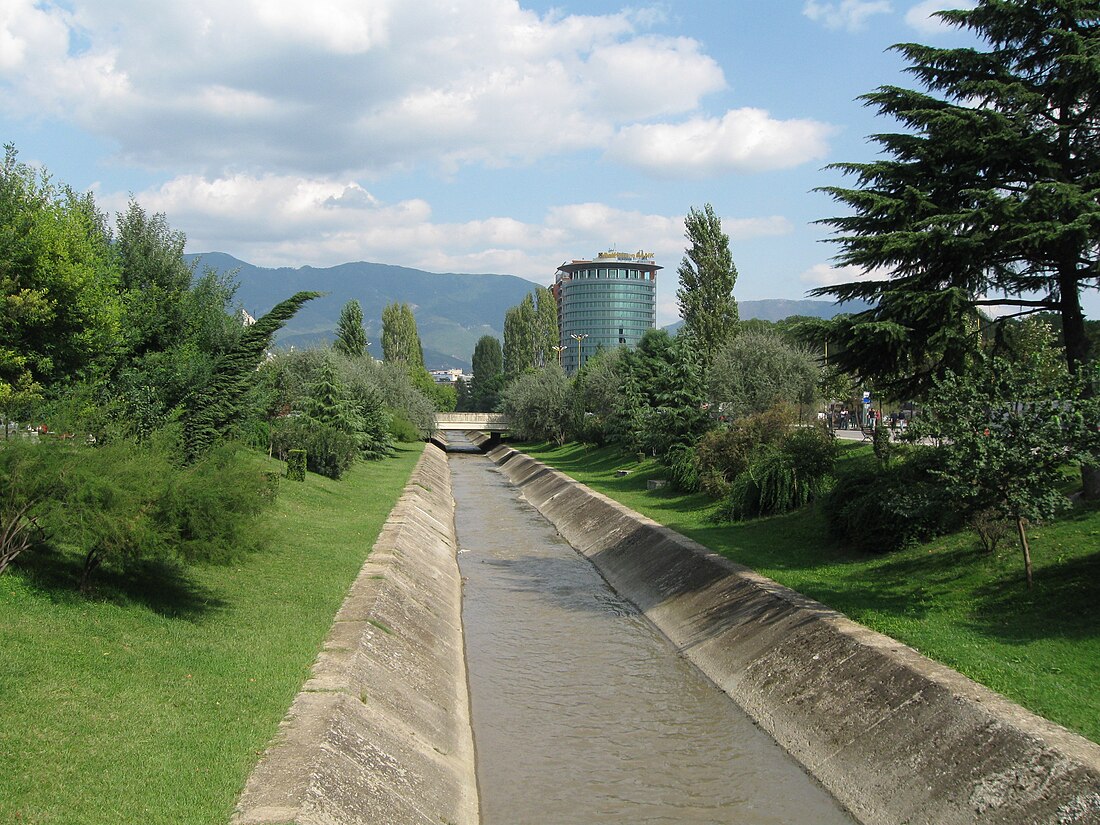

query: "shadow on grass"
left=968, top=550, right=1100, bottom=643
left=12, top=546, right=227, bottom=621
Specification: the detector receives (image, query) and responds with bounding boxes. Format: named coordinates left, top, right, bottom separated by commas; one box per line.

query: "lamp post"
left=551, top=344, right=566, bottom=367
left=569, top=333, right=588, bottom=372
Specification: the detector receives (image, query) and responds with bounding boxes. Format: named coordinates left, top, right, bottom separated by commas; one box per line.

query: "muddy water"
left=449, top=440, right=855, bottom=825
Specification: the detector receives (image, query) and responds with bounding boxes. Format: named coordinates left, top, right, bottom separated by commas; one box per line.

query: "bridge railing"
left=434, top=412, right=512, bottom=430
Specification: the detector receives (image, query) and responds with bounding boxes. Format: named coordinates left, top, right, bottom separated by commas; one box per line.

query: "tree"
left=381, top=302, right=423, bottom=368
left=503, top=293, right=537, bottom=378
left=677, top=203, right=739, bottom=365
left=470, top=335, right=504, bottom=411
left=333, top=299, right=367, bottom=358
left=1, top=146, right=122, bottom=413
left=910, top=354, right=1094, bottom=589
left=501, top=365, right=572, bottom=445
left=534, top=286, right=559, bottom=367
left=813, top=1, right=1100, bottom=493
left=181, top=291, right=319, bottom=462
left=708, top=329, right=820, bottom=419
left=114, top=200, right=193, bottom=361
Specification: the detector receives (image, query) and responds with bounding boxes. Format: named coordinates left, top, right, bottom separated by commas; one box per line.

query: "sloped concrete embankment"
left=233, top=445, right=478, bottom=825
left=482, top=441, right=1100, bottom=825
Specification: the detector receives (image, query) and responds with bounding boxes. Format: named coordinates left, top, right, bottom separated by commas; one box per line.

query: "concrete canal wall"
left=482, top=440, right=1100, bottom=825
left=233, top=445, right=478, bottom=825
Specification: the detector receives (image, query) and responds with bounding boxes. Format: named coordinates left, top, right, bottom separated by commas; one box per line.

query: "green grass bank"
left=0, top=444, right=424, bottom=825
left=515, top=440, right=1100, bottom=745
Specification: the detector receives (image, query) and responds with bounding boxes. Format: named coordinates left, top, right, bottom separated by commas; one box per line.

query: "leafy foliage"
left=380, top=302, right=424, bottom=367
left=814, top=1, right=1100, bottom=398
left=501, top=364, right=571, bottom=444
left=677, top=203, right=739, bottom=365
left=503, top=292, right=538, bottom=378
left=823, top=446, right=964, bottom=553
left=1, top=145, right=122, bottom=412
left=1, top=438, right=274, bottom=591
left=333, top=299, right=367, bottom=358
left=908, top=354, right=1099, bottom=586
left=695, top=404, right=795, bottom=498
left=181, top=291, right=319, bottom=462
left=708, top=329, right=819, bottom=418
left=714, top=425, right=837, bottom=521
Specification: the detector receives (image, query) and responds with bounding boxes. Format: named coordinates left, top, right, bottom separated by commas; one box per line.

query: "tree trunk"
left=1058, top=266, right=1100, bottom=499
left=1015, top=516, right=1033, bottom=591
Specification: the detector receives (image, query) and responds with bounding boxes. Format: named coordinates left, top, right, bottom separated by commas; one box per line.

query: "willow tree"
left=814, top=0, right=1100, bottom=494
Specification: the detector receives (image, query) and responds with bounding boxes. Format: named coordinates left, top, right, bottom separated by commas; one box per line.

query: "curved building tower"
left=553, top=250, right=660, bottom=374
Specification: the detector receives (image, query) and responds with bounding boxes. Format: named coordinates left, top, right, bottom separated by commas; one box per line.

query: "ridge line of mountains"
left=186, top=252, right=868, bottom=371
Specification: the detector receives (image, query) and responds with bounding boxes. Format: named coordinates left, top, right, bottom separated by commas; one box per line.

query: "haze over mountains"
left=188, top=253, right=867, bottom=370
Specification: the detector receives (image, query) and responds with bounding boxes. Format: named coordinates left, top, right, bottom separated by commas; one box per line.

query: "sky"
left=7, top=0, right=1088, bottom=327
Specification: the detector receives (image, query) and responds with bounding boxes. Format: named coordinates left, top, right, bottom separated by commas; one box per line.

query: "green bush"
left=286, top=449, right=306, bottom=481
left=714, top=426, right=837, bottom=521
left=823, top=446, right=964, bottom=553
left=0, top=438, right=276, bottom=590
left=665, top=443, right=700, bottom=492
left=388, top=409, right=424, bottom=443
left=695, top=404, right=794, bottom=498
left=154, top=444, right=274, bottom=564
left=270, top=417, right=358, bottom=480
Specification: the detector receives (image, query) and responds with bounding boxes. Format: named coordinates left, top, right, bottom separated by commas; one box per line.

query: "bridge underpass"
left=433, top=412, right=511, bottom=447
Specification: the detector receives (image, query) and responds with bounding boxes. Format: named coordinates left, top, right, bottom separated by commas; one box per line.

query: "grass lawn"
left=0, top=443, right=424, bottom=825
left=515, top=439, right=1100, bottom=745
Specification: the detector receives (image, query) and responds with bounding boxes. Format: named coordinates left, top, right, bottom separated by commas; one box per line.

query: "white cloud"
left=0, top=0, right=757, bottom=178
left=800, top=263, right=892, bottom=289
left=608, top=108, right=835, bottom=177
left=116, top=173, right=790, bottom=288
left=904, top=0, right=975, bottom=34
left=803, top=0, right=893, bottom=31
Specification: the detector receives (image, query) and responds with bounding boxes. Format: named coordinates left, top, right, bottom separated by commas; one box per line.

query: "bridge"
left=434, top=412, right=512, bottom=432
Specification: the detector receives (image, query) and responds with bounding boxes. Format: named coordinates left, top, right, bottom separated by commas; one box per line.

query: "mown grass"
left=516, top=440, right=1100, bottom=744
left=0, top=444, right=424, bottom=825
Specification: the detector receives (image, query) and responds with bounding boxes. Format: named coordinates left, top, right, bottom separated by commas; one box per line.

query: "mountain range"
left=187, top=252, right=868, bottom=370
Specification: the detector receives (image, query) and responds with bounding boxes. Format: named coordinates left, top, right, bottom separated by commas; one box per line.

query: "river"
left=449, top=436, right=855, bottom=825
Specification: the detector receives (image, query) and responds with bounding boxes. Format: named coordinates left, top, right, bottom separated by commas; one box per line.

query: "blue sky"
left=8, top=0, right=1084, bottom=326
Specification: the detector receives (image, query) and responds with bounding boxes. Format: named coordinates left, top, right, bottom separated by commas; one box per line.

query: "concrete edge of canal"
left=479, top=438, right=1100, bottom=825
left=232, top=444, right=480, bottom=825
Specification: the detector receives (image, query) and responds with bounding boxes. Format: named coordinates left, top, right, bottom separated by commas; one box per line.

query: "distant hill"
left=187, top=253, right=872, bottom=370
left=662, top=298, right=872, bottom=334
left=186, top=252, right=539, bottom=370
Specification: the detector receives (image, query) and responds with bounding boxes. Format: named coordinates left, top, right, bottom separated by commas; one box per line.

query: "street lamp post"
left=569, top=333, right=589, bottom=372
left=551, top=344, right=566, bottom=367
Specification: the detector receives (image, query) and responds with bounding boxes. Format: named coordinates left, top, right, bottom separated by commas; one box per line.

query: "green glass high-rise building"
left=553, top=250, right=660, bottom=373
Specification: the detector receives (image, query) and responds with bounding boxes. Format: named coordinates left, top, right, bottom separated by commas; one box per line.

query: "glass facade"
left=555, top=252, right=659, bottom=373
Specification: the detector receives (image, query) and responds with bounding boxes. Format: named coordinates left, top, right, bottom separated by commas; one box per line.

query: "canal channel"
left=448, top=434, right=855, bottom=825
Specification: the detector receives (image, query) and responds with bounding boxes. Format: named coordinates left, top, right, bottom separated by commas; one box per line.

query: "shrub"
left=153, top=443, right=274, bottom=564
left=823, top=446, right=964, bottom=553
left=270, top=417, right=358, bottom=480
left=665, top=444, right=700, bottom=492
left=286, top=449, right=306, bottom=481
left=713, top=426, right=837, bottom=521
left=969, top=508, right=1013, bottom=554
left=695, top=404, right=794, bottom=498
left=0, top=438, right=277, bottom=590
left=387, top=410, right=423, bottom=443
left=501, top=366, right=571, bottom=445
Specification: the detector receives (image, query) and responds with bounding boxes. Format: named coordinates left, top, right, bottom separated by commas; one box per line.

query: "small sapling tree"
left=910, top=356, right=1090, bottom=589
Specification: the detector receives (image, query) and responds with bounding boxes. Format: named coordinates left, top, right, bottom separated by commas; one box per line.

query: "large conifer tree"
left=815, top=0, right=1100, bottom=494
